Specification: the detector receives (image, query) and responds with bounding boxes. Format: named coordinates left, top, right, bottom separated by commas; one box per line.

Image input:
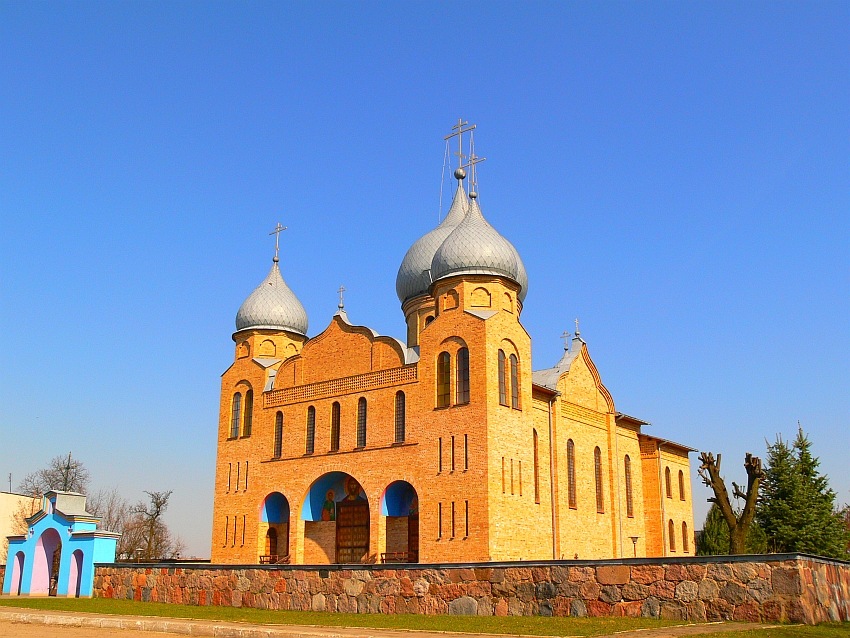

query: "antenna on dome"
left=269, top=222, right=287, bottom=263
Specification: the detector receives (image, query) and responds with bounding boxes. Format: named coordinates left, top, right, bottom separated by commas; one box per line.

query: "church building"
left=210, top=125, right=695, bottom=565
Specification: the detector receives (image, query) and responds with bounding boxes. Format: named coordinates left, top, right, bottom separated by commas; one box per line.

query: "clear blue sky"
left=1, top=2, right=847, bottom=558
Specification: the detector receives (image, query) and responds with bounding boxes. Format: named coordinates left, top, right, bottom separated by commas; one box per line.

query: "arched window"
left=624, top=455, right=634, bottom=518
left=678, top=469, right=686, bottom=501
left=436, top=352, right=451, bottom=407
left=456, top=348, right=470, bottom=404
left=273, top=412, right=283, bottom=458
left=509, top=354, right=520, bottom=409
left=243, top=389, right=253, bottom=436
left=356, top=397, right=367, bottom=447
left=567, top=439, right=577, bottom=509
left=665, top=467, right=672, bottom=498
left=394, top=391, right=405, bottom=443
left=230, top=393, right=242, bottom=439
left=682, top=521, right=690, bottom=553
left=533, top=429, right=540, bottom=504
left=498, top=350, right=507, bottom=405
left=330, top=402, right=340, bottom=452
left=594, top=447, right=604, bottom=513
left=669, top=520, right=676, bottom=552
left=306, top=406, right=315, bottom=454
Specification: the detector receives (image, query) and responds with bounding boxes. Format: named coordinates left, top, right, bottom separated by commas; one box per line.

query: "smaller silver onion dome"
left=395, top=183, right=469, bottom=304
left=430, top=195, right=527, bottom=300
left=235, top=259, right=308, bottom=335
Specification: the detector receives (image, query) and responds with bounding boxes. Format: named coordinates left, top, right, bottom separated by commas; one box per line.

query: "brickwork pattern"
left=93, top=555, right=850, bottom=625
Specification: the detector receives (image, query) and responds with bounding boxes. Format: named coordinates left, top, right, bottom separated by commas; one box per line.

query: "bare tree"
left=698, top=451, right=764, bottom=554
left=125, top=490, right=184, bottom=561
left=87, top=488, right=130, bottom=533
left=1, top=497, right=38, bottom=562
left=18, top=452, right=91, bottom=496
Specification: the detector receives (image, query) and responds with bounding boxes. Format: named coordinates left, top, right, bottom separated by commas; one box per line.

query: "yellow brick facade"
left=210, top=167, right=696, bottom=565
left=210, top=270, right=696, bottom=565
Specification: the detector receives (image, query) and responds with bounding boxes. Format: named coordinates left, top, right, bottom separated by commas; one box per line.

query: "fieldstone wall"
left=93, top=554, right=849, bottom=625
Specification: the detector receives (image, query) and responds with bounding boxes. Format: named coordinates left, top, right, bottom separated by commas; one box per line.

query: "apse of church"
left=210, top=122, right=696, bottom=565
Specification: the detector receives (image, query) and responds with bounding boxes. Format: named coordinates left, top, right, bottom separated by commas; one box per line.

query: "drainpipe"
left=547, top=393, right=560, bottom=559
left=614, top=417, right=623, bottom=558
left=658, top=441, right=666, bottom=556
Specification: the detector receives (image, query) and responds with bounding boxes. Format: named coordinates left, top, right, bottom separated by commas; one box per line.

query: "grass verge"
left=1, top=598, right=846, bottom=637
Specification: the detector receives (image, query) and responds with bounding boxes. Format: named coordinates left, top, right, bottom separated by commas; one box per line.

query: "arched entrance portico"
left=381, top=481, right=419, bottom=563
left=10, top=552, right=24, bottom=596
left=68, top=549, right=83, bottom=597
left=302, top=472, right=369, bottom=564
left=32, top=528, right=62, bottom=596
left=259, top=492, right=290, bottom=563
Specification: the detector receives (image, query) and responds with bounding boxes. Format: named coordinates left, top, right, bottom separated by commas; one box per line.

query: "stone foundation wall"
left=93, top=554, right=849, bottom=625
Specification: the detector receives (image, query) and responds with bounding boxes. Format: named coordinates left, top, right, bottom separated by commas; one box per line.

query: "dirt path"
left=0, top=610, right=785, bottom=638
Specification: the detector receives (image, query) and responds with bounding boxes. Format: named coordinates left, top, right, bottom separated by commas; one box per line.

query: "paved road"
left=0, top=609, right=784, bottom=638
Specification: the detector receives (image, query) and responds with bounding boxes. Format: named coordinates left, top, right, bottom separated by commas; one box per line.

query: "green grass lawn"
left=0, top=598, right=846, bottom=637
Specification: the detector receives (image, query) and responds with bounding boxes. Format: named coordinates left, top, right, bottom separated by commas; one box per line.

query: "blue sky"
left=1, top=2, right=847, bottom=558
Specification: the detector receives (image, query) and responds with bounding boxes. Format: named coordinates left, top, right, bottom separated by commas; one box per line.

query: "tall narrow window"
left=356, top=397, right=367, bottom=447
left=451, top=436, right=455, bottom=471
left=624, top=455, right=634, bottom=518
left=438, top=503, right=442, bottom=539
left=567, top=439, right=577, bottom=509
left=451, top=502, right=456, bottom=538
left=437, top=352, right=451, bottom=407
left=465, top=500, right=469, bottom=537
left=510, top=354, right=520, bottom=409
left=595, top=446, right=604, bottom=513
left=501, top=457, right=505, bottom=493
left=236, top=462, right=240, bottom=490
left=438, top=438, right=443, bottom=472
left=678, top=470, right=686, bottom=501
left=243, top=389, right=253, bottom=436
left=227, top=463, right=232, bottom=491
left=306, top=406, right=316, bottom=454
left=519, top=460, right=523, bottom=496
left=456, top=347, right=470, bottom=404
left=273, top=412, right=283, bottom=458
left=498, top=350, right=507, bottom=405
left=682, top=521, right=690, bottom=553
left=394, top=392, right=405, bottom=443
left=510, top=459, right=515, bottom=495
left=232, top=516, right=237, bottom=547
left=464, top=434, right=468, bottom=470
left=230, top=393, right=242, bottom=438
left=533, top=429, right=540, bottom=504
left=224, top=516, right=229, bottom=545
left=665, top=467, right=672, bottom=498
left=244, top=461, right=248, bottom=490
left=669, top=520, right=676, bottom=552
left=242, top=514, right=246, bottom=546
left=330, top=402, right=341, bottom=451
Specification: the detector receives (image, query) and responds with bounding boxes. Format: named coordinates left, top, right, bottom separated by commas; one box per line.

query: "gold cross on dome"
left=269, top=222, right=287, bottom=261
left=444, top=117, right=476, bottom=169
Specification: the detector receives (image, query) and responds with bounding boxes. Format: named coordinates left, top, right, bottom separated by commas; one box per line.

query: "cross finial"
left=444, top=117, right=476, bottom=173
left=574, top=318, right=580, bottom=337
left=269, top=222, right=287, bottom=263
left=337, top=285, right=346, bottom=310
left=561, top=330, right=571, bottom=351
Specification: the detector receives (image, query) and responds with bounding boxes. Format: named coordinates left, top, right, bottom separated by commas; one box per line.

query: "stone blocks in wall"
left=93, top=554, right=850, bottom=625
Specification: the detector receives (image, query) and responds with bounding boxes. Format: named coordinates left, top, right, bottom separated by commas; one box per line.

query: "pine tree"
left=696, top=503, right=767, bottom=555
left=757, top=426, right=850, bottom=559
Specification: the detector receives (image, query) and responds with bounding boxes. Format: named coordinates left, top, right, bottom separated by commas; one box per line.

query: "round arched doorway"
left=259, top=492, right=290, bottom=563
left=302, top=472, right=369, bottom=564
left=381, top=481, right=419, bottom=563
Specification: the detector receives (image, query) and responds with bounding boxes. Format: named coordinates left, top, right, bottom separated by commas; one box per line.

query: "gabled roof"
left=531, top=336, right=585, bottom=390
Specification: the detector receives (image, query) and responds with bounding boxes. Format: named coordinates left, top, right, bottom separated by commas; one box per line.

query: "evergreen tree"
left=696, top=503, right=767, bottom=555
left=757, top=426, right=850, bottom=559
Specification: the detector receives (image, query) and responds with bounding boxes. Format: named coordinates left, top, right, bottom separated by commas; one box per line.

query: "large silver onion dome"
left=235, top=259, right=308, bottom=335
left=395, top=183, right=469, bottom=304
left=430, top=195, right=527, bottom=301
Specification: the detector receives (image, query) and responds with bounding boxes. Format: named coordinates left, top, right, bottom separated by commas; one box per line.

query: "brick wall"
left=92, top=554, right=849, bottom=625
